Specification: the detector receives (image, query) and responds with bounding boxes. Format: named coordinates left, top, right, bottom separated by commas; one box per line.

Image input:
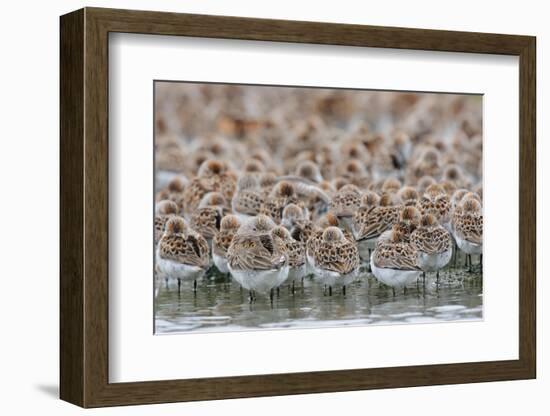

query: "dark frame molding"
left=60, top=7, right=536, bottom=408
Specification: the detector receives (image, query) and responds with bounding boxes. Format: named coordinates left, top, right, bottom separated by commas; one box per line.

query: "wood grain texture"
left=59, top=7, right=537, bottom=408
left=518, top=38, right=536, bottom=376
left=88, top=7, right=532, bottom=54
left=59, top=8, right=84, bottom=407
left=83, top=10, right=110, bottom=406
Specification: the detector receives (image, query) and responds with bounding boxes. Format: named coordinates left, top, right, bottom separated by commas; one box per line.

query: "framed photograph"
left=60, top=7, right=536, bottom=408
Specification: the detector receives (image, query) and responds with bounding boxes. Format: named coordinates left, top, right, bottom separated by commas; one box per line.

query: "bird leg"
left=292, top=280, right=295, bottom=295
left=453, top=242, right=458, bottom=266
left=468, top=254, right=473, bottom=273
left=480, top=254, right=483, bottom=274
left=329, top=286, right=332, bottom=296
left=367, top=249, right=372, bottom=271
left=193, top=279, right=197, bottom=292
left=342, top=285, right=346, bottom=296
left=270, top=288, right=274, bottom=304
left=177, top=278, right=181, bottom=293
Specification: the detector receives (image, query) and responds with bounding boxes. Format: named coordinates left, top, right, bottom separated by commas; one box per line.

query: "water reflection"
left=155, top=263, right=482, bottom=334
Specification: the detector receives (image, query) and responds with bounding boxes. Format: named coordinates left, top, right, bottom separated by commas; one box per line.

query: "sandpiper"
left=371, top=226, right=421, bottom=295
left=381, top=177, right=402, bottom=195
left=449, top=189, right=475, bottom=265
left=375, top=206, right=421, bottom=253
left=260, top=180, right=299, bottom=223
left=411, top=213, right=453, bottom=283
left=442, top=163, right=468, bottom=189
left=156, top=175, right=187, bottom=213
left=409, top=147, right=441, bottom=182
left=183, top=159, right=236, bottom=214
left=189, top=192, right=226, bottom=245
left=231, top=173, right=263, bottom=223
left=308, top=226, right=360, bottom=296
left=452, top=197, right=483, bottom=272
left=351, top=191, right=381, bottom=262
left=350, top=193, right=400, bottom=245
left=279, top=203, right=313, bottom=241
left=271, top=225, right=307, bottom=293
left=306, top=212, right=340, bottom=274
left=294, top=160, right=324, bottom=183
left=450, top=189, right=470, bottom=212
left=419, top=184, right=451, bottom=231
left=259, top=172, right=278, bottom=198
left=227, top=216, right=288, bottom=302
left=397, top=186, right=419, bottom=207
left=416, top=175, right=437, bottom=195
left=329, top=184, right=362, bottom=231
left=156, top=216, right=210, bottom=292
left=154, top=200, right=179, bottom=244
left=212, top=215, right=241, bottom=274
left=392, top=131, right=413, bottom=167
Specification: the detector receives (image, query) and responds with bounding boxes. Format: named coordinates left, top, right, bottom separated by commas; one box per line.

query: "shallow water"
left=155, top=258, right=483, bottom=334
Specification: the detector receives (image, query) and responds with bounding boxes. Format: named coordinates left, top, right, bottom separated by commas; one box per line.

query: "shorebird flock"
left=154, top=84, right=483, bottom=302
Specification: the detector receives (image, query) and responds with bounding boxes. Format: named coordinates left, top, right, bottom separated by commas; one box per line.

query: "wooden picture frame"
left=60, top=7, right=536, bottom=408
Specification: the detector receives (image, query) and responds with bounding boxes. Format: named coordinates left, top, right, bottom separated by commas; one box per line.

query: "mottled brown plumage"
left=183, top=160, right=236, bottom=214
left=154, top=200, right=179, bottom=244
left=453, top=199, right=483, bottom=244
left=234, top=191, right=263, bottom=215
left=227, top=232, right=288, bottom=271
left=190, top=207, right=223, bottom=240
left=372, top=242, right=420, bottom=271
left=352, top=203, right=401, bottom=241
left=330, top=187, right=361, bottom=218
left=312, top=227, right=359, bottom=274
left=411, top=214, right=451, bottom=254
left=271, top=226, right=306, bottom=268
left=259, top=181, right=299, bottom=223
left=189, top=192, right=227, bottom=240
left=398, top=186, right=419, bottom=207
left=381, top=177, right=401, bottom=194
left=419, top=185, right=451, bottom=224
left=281, top=203, right=315, bottom=243
left=212, top=215, right=241, bottom=258
left=158, top=217, right=209, bottom=268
